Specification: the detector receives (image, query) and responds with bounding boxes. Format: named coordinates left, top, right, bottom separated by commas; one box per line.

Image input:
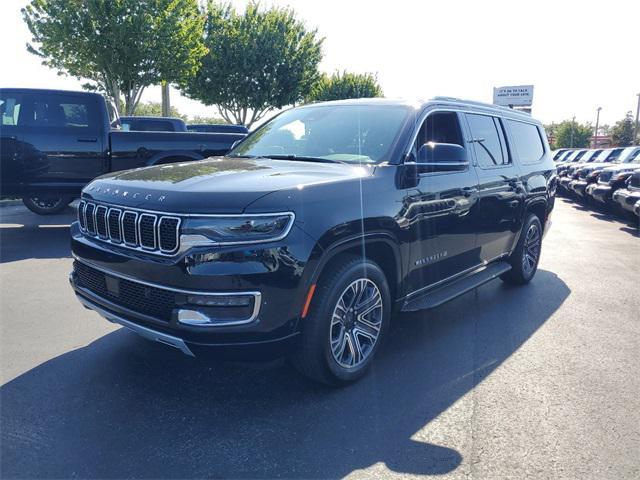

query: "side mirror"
left=416, top=142, right=468, bottom=172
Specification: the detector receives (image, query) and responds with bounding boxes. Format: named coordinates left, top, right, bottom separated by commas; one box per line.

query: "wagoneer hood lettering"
left=83, top=157, right=373, bottom=213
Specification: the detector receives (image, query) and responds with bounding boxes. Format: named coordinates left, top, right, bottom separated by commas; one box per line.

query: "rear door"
left=464, top=112, right=524, bottom=263
left=17, top=92, right=104, bottom=191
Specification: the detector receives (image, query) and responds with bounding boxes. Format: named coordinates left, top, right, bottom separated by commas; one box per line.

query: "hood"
left=83, top=157, right=373, bottom=213
left=601, top=163, right=640, bottom=173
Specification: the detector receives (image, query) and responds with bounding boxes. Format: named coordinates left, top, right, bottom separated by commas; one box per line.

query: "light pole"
left=634, top=93, right=640, bottom=145
left=570, top=115, right=576, bottom=148
left=594, top=107, right=602, bottom=148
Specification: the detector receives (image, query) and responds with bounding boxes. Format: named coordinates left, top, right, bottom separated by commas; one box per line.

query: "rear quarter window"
left=506, top=120, right=545, bottom=164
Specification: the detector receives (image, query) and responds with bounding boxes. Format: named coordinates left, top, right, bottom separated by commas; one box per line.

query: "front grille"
left=73, top=261, right=176, bottom=321
left=77, top=201, right=181, bottom=255
left=630, top=175, right=640, bottom=189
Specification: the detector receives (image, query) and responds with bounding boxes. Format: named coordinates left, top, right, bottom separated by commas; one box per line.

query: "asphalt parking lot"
left=1, top=199, right=638, bottom=479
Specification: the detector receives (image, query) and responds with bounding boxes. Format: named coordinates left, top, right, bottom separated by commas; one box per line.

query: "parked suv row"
left=554, top=146, right=640, bottom=220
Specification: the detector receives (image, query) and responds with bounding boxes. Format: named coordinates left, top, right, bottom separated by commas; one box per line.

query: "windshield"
left=619, top=147, right=640, bottom=163
left=229, top=104, right=411, bottom=164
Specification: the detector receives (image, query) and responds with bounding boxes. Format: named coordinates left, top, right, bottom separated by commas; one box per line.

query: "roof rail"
left=430, top=96, right=531, bottom=116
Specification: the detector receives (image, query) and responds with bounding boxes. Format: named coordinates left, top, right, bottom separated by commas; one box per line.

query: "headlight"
left=181, top=213, right=295, bottom=246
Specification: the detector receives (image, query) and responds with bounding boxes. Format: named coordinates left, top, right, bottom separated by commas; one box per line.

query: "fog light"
left=186, top=294, right=252, bottom=307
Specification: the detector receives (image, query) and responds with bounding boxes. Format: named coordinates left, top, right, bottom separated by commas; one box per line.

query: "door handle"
left=77, top=137, right=97, bottom=143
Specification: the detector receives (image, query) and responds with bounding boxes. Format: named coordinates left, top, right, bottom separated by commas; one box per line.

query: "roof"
left=300, top=96, right=539, bottom=123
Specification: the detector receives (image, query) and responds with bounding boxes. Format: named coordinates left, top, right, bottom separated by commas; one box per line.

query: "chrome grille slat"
left=107, top=208, right=122, bottom=243
left=77, top=202, right=181, bottom=256
left=95, top=205, right=108, bottom=238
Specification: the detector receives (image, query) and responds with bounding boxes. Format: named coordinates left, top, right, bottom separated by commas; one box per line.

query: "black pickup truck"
left=69, top=97, right=556, bottom=385
left=0, top=88, right=246, bottom=214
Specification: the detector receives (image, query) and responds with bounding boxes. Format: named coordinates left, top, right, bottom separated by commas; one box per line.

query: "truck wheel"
left=291, top=256, right=391, bottom=386
left=22, top=195, right=74, bottom=215
left=501, top=214, right=542, bottom=285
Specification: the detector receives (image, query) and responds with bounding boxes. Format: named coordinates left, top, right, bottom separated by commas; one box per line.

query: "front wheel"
left=501, top=214, right=543, bottom=285
left=22, top=195, right=74, bottom=215
left=291, top=257, right=391, bottom=386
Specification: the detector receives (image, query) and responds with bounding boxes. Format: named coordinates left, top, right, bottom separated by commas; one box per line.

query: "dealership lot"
left=0, top=199, right=638, bottom=479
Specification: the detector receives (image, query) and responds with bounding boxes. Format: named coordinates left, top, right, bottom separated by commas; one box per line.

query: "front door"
left=403, top=110, right=481, bottom=293
left=464, top=112, right=524, bottom=262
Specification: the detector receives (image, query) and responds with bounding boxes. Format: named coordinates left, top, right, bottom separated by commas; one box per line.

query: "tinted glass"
left=0, top=94, right=22, bottom=126
left=20, top=94, right=96, bottom=129
left=507, top=120, right=544, bottom=164
left=124, top=119, right=175, bottom=132
left=466, top=113, right=510, bottom=167
left=231, top=105, right=411, bottom=164
left=618, top=147, right=640, bottom=163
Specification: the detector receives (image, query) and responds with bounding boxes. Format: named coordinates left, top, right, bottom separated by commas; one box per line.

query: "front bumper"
left=70, top=220, right=317, bottom=356
left=589, top=184, right=613, bottom=204
left=558, top=176, right=573, bottom=190
left=569, top=180, right=589, bottom=196
left=612, top=189, right=640, bottom=213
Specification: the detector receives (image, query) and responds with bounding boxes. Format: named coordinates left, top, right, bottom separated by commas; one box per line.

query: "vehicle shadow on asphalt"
left=0, top=270, right=569, bottom=478
left=0, top=206, right=75, bottom=263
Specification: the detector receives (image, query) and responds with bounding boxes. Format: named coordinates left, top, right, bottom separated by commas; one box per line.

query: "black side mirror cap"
left=415, top=142, right=469, bottom=172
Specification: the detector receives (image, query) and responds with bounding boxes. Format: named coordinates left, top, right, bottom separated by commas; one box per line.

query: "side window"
left=18, top=94, right=98, bottom=130
left=0, top=94, right=22, bottom=126
left=417, top=111, right=464, bottom=147
left=466, top=113, right=510, bottom=168
left=507, top=120, right=545, bottom=164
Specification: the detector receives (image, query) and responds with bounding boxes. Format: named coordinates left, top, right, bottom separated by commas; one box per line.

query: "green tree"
left=190, top=115, right=227, bottom=124
left=611, top=112, right=635, bottom=147
left=180, top=2, right=323, bottom=127
left=306, top=71, right=383, bottom=102
left=22, top=0, right=207, bottom=115
left=555, top=119, right=593, bottom=148
left=134, top=101, right=187, bottom=120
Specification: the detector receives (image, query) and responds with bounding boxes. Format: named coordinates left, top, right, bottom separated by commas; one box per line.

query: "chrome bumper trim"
left=76, top=293, right=195, bottom=357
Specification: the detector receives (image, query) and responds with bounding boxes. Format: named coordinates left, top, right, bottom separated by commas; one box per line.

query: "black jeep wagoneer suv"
left=70, top=98, right=556, bottom=385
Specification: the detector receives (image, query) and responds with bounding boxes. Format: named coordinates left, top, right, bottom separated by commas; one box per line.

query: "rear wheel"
left=291, top=256, right=391, bottom=386
left=22, top=195, right=74, bottom=215
left=501, top=214, right=542, bottom=285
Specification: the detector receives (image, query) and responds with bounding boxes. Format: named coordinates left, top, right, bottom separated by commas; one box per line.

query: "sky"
left=1, top=0, right=638, bottom=128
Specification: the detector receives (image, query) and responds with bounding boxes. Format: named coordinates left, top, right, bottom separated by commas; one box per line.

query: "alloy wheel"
left=522, top=223, right=541, bottom=275
left=330, top=278, right=383, bottom=369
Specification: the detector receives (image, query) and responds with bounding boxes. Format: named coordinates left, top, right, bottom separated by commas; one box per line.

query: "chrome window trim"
left=137, top=213, right=157, bottom=250
left=73, top=255, right=262, bottom=325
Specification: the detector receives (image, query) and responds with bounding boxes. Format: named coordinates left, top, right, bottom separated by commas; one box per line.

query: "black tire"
left=291, top=256, right=391, bottom=386
left=22, top=195, right=74, bottom=215
left=501, top=214, right=543, bottom=285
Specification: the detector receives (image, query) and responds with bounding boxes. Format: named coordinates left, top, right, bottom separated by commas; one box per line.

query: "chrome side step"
left=401, top=261, right=512, bottom=312
left=76, top=294, right=195, bottom=357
